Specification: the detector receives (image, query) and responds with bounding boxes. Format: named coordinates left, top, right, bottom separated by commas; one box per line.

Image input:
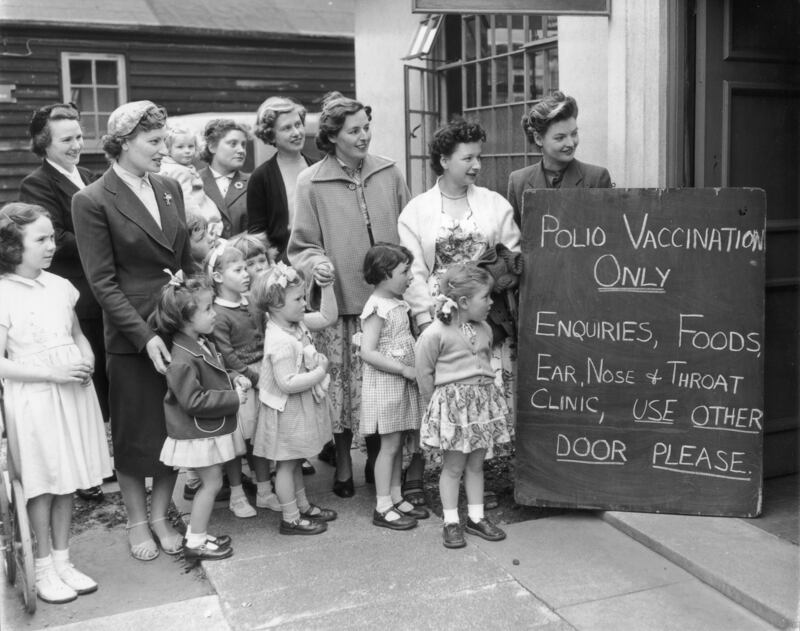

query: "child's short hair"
left=203, top=241, right=245, bottom=279
left=148, top=272, right=213, bottom=339
left=362, top=242, right=413, bottom=286
left=227, top=231, right=271, bottom=262
left=165, top=125, right=197, bottom=150
left=250, top=263, right=305, bottom=312
left=437, top=262, right=494, bottom=324
left=0, top=202, right=50, bottom=274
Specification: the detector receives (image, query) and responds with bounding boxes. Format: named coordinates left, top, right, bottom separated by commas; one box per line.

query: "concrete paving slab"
left=205, top=527, right=513, bottom=629
left=475, top=513, right=693, bottom=609
left=275, top=581, right=574, bottom=631
left=557, top=580, right=779, bottom=631
left=603, top=511, right=800, bottom=629
left=1, top=526, right=213, bottom=631
left=44, top=595, right=230, bottom=631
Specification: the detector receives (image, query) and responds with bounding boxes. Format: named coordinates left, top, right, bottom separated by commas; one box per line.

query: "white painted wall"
left=354, top=0, right=424, bottom=181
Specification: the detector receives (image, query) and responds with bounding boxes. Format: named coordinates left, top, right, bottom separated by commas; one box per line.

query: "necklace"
left=440, top=189, right=467, bottom=200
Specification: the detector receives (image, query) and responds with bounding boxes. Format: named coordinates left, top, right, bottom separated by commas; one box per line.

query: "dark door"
left=695, top=0, right=800, bottom=476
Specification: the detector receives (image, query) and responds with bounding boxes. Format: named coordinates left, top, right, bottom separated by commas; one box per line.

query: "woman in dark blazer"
left=507, top=91, right=612, bottom=227
left=247, top=97, right=314, bottom=261
left=72, top=100, right=194, bottom=562
left=198, top=119, right=250, bottom=238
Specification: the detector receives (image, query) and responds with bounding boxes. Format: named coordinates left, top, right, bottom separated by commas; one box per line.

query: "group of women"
left=17, top=90, right=611, bottom=557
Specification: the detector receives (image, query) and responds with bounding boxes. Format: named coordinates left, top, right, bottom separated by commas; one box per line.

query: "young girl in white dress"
left=415, top=262, right=511, bottom=549
left=0, top=203, right=112, bottom=604
left=359, top=243, right=428, bottom=530
left=250, top=262, right=338, bottom=535
left=150, top=272, right=250, bottom=561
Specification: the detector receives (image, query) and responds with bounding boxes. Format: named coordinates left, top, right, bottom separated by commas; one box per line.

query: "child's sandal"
left=149, top=516, right=183, bottom=555
left=401, top=471, right=427, bottom=507
left=125, top=521, right=159, bottom=561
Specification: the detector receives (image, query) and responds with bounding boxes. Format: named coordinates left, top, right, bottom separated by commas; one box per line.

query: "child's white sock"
left=376, top=495, right=394, bottom=514
left=51, top=548, right=69, bottom=567
left=295, top=487, right=310, bottom=512
left=443, top=508, right=460, bottom=524
left=389, top=485, right=403, bottom=505
left=34, top=554, right=53, bottom=577
left=185, top=531, right=207, bottom=549
left=256, top=480, right=272, bottom=495
left=280, top=499, right=300, bottom=523
left=229, top=484, right=245, bottom=499
left=468, top=504, right=484, bottom=522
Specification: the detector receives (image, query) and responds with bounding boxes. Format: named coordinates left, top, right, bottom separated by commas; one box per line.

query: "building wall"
left=353, top=1, right=425, bottom=180
left=0, top=27, right=355, bottom=203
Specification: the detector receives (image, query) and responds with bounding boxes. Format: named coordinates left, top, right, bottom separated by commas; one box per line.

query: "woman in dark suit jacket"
left=198, top=119, right=250, bottom=238
left=72, top=101, right=194, bottom=562
left=247, top=97, right=314, bottom=260
left=507, top=91, right=612, bottom=227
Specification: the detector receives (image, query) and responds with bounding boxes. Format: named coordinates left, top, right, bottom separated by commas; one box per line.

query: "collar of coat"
left=309, top=153, right=395, bottom=184
left=171, top=331, right=227, bottom=373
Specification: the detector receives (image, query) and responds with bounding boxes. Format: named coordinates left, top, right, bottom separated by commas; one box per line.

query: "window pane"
left=493, top=15, right=509, bottom=55
left=97, top=114, right=110, bottom=136
left=547, top=48, right=559, bottom=92
left=495, top=56, right=508, bottom=104
left=545, top=16, right=558, bottom=38
left=465, top=64, right=476, bottom=109
left=482, top=108, right=497, bottom=154
left=82, top=113, right=99, bottom=139
left=464, top=17, right=476, bottom=61
left=96, top=87, right=118, bottom=113
left=478, top=15, right=490, bottom=58
left=511, top=104, right=527, bottom=153
left=529, top=16, right=544, bottom=40
left=511, top=53, right=526, bottom=102
left=96, top=60, right=118, bottom=85
left=495, top=106, right=510, bottom=153
left=71, top=87, right=96, bottom=113
left=479, top=61, right=491, bottom=106
left=529, top=50, right=544, bottom=100
left=69, top=59, right=92, bottom=85
left=511, top=14, right=525, bottom=51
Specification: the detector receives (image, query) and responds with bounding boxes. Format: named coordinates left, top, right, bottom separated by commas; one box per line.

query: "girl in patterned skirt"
left=359, top=243, right=428, bottom=530
left=415, top=262, right=511, bottom=549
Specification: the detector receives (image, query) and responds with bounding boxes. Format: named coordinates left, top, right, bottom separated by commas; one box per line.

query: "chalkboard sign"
left=515, top=188, right=765, bottom=517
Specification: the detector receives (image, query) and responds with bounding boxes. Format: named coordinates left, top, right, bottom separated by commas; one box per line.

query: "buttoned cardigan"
left=288, top=153, right=410, bottom=315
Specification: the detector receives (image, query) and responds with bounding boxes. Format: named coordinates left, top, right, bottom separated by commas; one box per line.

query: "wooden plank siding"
left=0, top=27, right=354, bottom=203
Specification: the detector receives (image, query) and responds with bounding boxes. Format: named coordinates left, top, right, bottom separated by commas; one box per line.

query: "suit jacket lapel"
left=104, top=170, right=172, bottom=252
left=200, top=167, right=231, bottom=223
left=560, top=160, right=584, bottom=188
left=42, top=160, right=80, bottom=200
left=149, top=176, right=177, bottom=248
left=224, top=171, right=248, bottom=206
left=526, top=162, right=549, bottom=190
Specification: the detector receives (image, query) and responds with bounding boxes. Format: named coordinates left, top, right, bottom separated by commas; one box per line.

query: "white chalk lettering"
left=556, top=433, right=627, bottom=464
left=678, top=314, right=761, bottom=354
left=623, top=212, right=765, bottom=252
left=540, top=214, right=606, bottom=248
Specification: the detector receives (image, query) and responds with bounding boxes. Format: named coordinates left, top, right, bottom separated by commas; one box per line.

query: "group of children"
left=0, top=126, right=512, bottom=600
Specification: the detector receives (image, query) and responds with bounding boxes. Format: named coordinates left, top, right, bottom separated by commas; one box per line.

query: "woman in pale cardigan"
left=398, top=119, right=521, bottom=500
left=288, top=92, right=410, bottom=497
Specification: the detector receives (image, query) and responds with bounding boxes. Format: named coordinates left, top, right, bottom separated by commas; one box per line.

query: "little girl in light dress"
left=0, top=203, right=111, bottom=604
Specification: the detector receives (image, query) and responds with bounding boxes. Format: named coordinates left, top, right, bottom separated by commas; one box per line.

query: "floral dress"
left=429, top=209, right=517, bottom=448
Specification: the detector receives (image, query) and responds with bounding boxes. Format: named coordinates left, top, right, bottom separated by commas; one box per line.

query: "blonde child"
left=359, top=243, right=428, bottom=530
left=150, top=271, right=249, bottom=561
left=250, top=262, right=337, bottom=535
left=186, top=212, right=215, bottom=273
left=160, top=126, right=222, bottom=232
left=0, top=203, right=112, bottom=603
left=415, top=262, right=511, bottom=549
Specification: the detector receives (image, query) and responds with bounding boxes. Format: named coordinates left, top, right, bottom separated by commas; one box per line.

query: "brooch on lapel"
left=233, top=181, right=244, bottom=190
left=163, top=192, right=173, bottom=206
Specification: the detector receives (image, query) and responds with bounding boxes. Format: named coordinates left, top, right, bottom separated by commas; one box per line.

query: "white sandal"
left=149, top=516, right=183, bottom=555
left=125, top=520, right=159, bottom=561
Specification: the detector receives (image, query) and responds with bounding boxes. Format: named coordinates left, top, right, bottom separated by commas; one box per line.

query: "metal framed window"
left=60, top=52, right=127, bottom=151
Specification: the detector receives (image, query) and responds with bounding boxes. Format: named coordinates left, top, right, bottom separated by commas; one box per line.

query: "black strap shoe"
left=442, top=522, right=466, bottom=548
left=76, top=486, right=104, bottom=502
left=465, top=518, right=507, bottom=542
left=373, top=507, right=417, bottom=530
left=394, top=501, right=430, bottom=520
left=279, top=518, right=327, bottom=535
left=183, top=542, right=233, bottom=561
left=332, top=477, right=355, bottom=498
left=300, top=504, right=337, bottom=522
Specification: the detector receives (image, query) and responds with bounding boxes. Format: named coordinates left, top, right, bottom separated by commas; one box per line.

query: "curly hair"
left=363, top=242, right=413, bottom=286
left=521, top=91, right=579, bottom=145
left=315, top=91, right=372, bottom=155
left=429, top=119, right=486, bottom=176
left=147, top=274, right=214, bottom=341
left=102, top=104, right=168, bottom=160
left=200, top=119, right=250, bottom=164
left=165, top=125, right=197, bottom=150
left=227, top=231, right=270, bottom=262
left=28, top=103, right=81, bottom=157
left=254, top=97, right=306, bottom=145
left=0, top=203, right=50, bottom=274
left=203, top=242, right=245, bottom=280
left=250, top=265, right=305, bottom=313
left=436, top=262, right=493, bottom=324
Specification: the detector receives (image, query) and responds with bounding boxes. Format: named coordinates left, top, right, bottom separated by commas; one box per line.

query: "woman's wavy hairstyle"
left=315, top=91, right=371, bottom=155
left=29, top=102, right=81, bottom=157
left=521, top=91, right=578, bottom=144
left=200, top=119, right=250, bottom=164
left=254, top=97, right=307, bottom=145
left=0, top=203, right=50, bottom=274
left=102, top=104, right=168, bottom=160
left=250, top=265, right=305, bottom=313
left=436, top=262, right=493, bottom=324
left=147, top=274, right=213, bottom=342
left=363, top=242, right=413, bottom=286
left=429, top=119, right=486, bottom=176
